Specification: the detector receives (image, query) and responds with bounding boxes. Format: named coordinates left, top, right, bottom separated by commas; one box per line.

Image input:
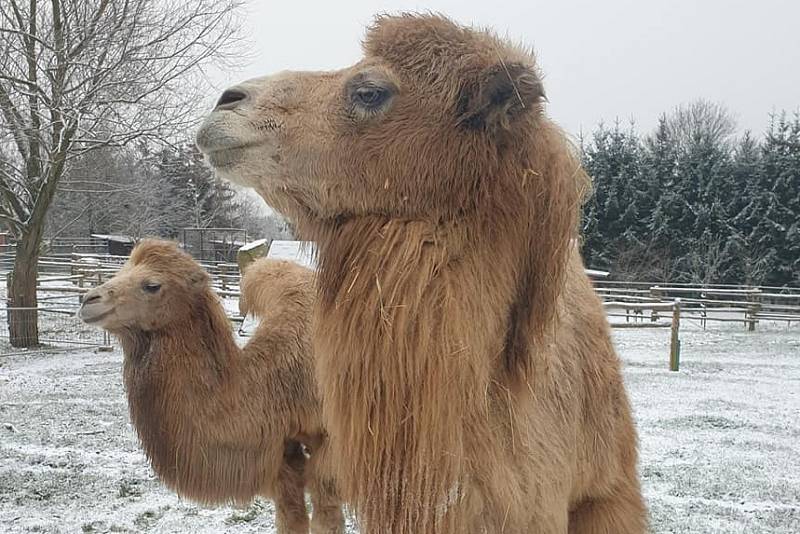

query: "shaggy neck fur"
left=304, top=126, right=583, bottom=533
left=117, top=288, right=314, bottom=505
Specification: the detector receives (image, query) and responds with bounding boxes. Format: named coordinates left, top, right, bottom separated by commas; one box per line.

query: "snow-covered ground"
left=1, top=315, right=798, bottom=533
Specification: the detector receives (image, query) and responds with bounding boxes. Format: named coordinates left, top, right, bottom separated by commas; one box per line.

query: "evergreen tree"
left=582, top=104, right=799, bottom=287
left=581, top=122, right=644, bottom=274
left=153, top=143, right=238, bottom=233
left=641, top=102, right=736, bottom=283
left=742, top=113, right=800, bottom=286
left=641, top=115, right=682, bottom=275
left=724, top=132, right=764, bottom=284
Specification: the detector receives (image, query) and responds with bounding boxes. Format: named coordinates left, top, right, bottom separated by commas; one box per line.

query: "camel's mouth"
left=203, top=145, right=250, bottom=170
left=78, top=304, right=115, bottom=326
left=196, top=113, right=280, bottom=187
left=196, top=111, right=270, bottom=157
left=195, top=126, right=254, bottom=160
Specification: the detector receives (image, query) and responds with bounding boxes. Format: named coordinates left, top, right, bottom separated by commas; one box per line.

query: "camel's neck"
left=311, top=215, right=523, bottom=532
left=118, top=291, right=264, bottom=504
left=121, top=291, right=240, bottom=398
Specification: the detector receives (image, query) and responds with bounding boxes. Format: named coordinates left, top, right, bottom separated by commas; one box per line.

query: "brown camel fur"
left=79, top=240, right=344, bottom=534
left=197, top=13, right=647, bottom=534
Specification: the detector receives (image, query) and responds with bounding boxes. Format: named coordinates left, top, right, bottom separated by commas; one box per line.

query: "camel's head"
left=79, top=240, right=211, bottom=334
left=196, top=13, right=550, bottom=223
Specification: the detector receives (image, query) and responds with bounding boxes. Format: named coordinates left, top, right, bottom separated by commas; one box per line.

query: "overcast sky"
left=210, top=0, right=799, bottom=140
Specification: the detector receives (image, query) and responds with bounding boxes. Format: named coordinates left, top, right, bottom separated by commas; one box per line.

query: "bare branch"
left=0, top=210, right=24, bottom=233
left=0, top=0, right=245, bottom=254
left=0, top=82, right=30, bottom=160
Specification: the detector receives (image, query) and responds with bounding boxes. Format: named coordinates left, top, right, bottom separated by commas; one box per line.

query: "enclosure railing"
left=1, top=251, right=245, bottom=353
left=594, top=282, right=800, bottom=330
left=596, top=281, right=799, bottom=371
left=0, top=305, right=113, bottom=354
left=3, top=248, right=799, bottom=359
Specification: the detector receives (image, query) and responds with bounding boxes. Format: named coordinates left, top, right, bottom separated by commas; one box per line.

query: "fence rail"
left=595, top=280, right=800, bottom=330
left=1, top=250, right=245, bottom=353
left=0, top=306, right=112, bottom=353
left=2, top=248, right=798, bottom=362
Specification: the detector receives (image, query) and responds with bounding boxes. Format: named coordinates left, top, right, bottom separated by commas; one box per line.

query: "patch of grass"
left=225, top=500, right=267, bottom=524
left=117, top=478, right=143, bottom=498
left=29, top=487, right=53, bottom=501
left=133, top=506, right=168, bottom=529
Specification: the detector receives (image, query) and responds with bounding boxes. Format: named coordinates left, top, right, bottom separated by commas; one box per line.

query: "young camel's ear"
left=457, top=62, right=544, bottom=132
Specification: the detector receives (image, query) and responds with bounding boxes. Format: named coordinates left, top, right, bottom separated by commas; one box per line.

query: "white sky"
left=209, top=0, right=799, bottom=139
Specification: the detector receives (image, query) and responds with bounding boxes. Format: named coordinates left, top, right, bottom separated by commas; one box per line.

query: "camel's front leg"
left=309, top=477, right=345, bottom=534
left=567, top=481, right=647, bottom=534
left=274, top=444, right=311, bottom=534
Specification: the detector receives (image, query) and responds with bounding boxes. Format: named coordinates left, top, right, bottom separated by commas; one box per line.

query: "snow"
left=266, top=240, right=316, bottom=270
left=239, top=239, right=269, bottom=252
left=1, top=319, right=798, bottom=533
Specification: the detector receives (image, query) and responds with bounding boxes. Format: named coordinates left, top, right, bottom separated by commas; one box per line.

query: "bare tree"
left=230, top=192, right=295, bottom=241
left=0, top=0, right=242, bottom=346
left=665, top=100, right=737, bottom=151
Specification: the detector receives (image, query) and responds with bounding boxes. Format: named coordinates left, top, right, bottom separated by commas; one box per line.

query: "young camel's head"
left=79, top=240, right=210, bottom=334
left=196, top=13, right=566, bottom=224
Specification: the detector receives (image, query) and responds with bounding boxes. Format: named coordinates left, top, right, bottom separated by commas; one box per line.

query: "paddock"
left=1, top=249, right=799, bottom=532
left=1, top=307, right=798, bottom=533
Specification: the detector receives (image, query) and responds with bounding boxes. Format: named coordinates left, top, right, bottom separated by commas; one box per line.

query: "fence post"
left=746, top=288, right=761, bottom=331
left=98, top=331, right=113, bottom=352
left=4, top=273, right=11, bottom=335
left=670, top=298, right=681, bottom=372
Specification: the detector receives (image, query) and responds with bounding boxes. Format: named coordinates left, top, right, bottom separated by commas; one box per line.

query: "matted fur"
left=197, top=13, right=646, bottom=533
left=80, top=241, right=344, bottom=534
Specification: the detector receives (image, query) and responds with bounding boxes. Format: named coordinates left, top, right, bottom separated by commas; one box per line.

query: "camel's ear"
left=188, top=270, right=209, bottom=288
left=457, top=63, right=544, bottom=132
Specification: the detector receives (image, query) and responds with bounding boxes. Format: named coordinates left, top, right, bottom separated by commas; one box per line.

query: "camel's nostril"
left=82, top=293, right=101, bottom=305
left=215, top=89, right=248, bottom=110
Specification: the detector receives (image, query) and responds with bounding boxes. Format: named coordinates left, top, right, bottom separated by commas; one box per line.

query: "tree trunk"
left=7, top=231, right=41, bottom=347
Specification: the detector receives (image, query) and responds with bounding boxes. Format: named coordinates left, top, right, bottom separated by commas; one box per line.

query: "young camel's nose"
left=215, top=88, right=249, bottom=111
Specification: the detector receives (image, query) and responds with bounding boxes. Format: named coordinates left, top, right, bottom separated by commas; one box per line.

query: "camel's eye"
left=143, top=282, right=162, bottom=294
left=346, top=73, right=396, bottom=119
left=353, top=86, right=390, bottom=108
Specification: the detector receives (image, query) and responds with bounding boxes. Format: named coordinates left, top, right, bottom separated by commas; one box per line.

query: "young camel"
left=79, top=239, right=344, bottom=534
left=197, top=13, right=647, bottom=534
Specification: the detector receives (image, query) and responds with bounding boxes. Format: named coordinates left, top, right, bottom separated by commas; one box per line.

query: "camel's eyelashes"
left=143, top=282, right=162, bottom=294
left=354, top=86, right=389, bottom=107
left=346, top=75, right=396, bottom=119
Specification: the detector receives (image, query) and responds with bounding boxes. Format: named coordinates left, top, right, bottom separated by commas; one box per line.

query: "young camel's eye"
left=142, top=282, right=162, bottom=294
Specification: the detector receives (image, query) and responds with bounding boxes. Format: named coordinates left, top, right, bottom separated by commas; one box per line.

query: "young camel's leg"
left=274, top=442, right=311, bottom=534
left=309, top=477, right=345, bottom=534
left=567, top=481, right=647, bottom=534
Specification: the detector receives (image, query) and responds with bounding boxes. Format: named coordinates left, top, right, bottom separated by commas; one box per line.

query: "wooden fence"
left=3, top=249, right=799, bottom=366
left=595, top=281, right=800, bottom=330
left=595, top=281, right=800, bottom=371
